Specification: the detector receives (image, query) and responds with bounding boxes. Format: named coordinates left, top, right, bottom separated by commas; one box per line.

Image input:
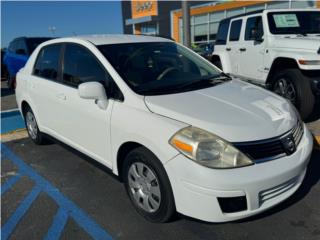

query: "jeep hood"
left=145, top=80, right=297, bottom=142
left=271, top=35, right=320, bottom=52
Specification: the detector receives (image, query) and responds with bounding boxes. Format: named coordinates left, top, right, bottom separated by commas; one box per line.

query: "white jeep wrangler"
left=211, top=9, right=320, bottom=120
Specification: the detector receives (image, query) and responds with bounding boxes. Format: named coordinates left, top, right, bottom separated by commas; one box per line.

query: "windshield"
left=267, top=11, right=320, bottom=35
left=98, top=42, right=225, bottom=95
left=26, top=38, right=53, bottom=53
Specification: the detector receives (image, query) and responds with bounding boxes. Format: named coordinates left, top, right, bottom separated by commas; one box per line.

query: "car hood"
left=145, top=80, right=297, bottom=142
left=271, top=35, right=320, bottom=52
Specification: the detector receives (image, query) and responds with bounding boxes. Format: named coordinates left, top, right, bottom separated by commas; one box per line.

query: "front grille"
left=234, top=121, right=304, bottom=162
left=259, top=176, right=299, bottom=206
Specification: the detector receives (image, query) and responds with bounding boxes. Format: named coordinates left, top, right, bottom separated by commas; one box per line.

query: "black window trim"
left=228, top=19, right=243, bottom=42
left=32, top=42, right=124, bottom=102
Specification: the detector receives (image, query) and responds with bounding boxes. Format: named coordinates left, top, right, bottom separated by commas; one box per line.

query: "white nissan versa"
left=16, top=35, right=313, bottom=223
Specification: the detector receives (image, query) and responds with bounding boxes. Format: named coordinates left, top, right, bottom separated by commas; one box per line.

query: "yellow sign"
left=131, top=0, right=158, bottom=19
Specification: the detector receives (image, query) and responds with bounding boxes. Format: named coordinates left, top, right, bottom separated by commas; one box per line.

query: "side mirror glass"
left=16, top=49, right=27, bottom=55
left=78, top=82, right=108, bottom=109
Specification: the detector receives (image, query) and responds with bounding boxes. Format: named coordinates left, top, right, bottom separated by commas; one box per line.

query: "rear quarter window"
left=33, top=44, right=61, bottom=81
left=215, top=20, right=230, bottom=45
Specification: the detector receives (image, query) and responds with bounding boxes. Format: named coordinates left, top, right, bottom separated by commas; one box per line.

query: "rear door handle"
left=239, top=48, right=246, bottom=52
left=226, top=48, right=231, bottom=51
left=56, top=93, right=66, bottom=100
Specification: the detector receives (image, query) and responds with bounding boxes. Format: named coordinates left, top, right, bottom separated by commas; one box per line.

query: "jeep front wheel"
left=272, top=69, right=314, bottom=120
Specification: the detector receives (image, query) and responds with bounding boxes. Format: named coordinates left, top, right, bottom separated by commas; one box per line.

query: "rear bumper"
left=164, top=124, right=313, bottom=222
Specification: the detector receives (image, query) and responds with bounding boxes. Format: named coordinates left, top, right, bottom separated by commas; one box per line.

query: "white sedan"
left=15, top=35, right=313, bottom=223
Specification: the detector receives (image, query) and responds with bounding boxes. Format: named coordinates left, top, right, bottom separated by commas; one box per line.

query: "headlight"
left=169, top=127, right=253, bottom=169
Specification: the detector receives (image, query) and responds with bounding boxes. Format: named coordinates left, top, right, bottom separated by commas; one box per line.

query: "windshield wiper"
left=139, top=73, right=231, bottom=95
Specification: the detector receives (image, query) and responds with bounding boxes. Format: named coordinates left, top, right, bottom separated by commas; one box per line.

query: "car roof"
left=73, top=34, right=173, bottom=45
left=220, top=8, right=319, bottom=23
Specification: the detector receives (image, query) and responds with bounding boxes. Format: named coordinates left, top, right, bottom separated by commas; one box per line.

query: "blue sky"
left=1, top=1, right=123, bottom=48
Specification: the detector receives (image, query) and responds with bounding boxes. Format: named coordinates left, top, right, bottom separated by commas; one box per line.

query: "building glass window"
left=194, top=23, right=208, bottom=42
left=291, top=0, right=315, bottom=8
left=209, top=11, right=225, bottom=22
left=140, top=23, right=158, bottom=35
left=226, top=8, right=244, bottom=18
left=245, top=4, right=266, bottom=12
left=267, top=1, right=289, bottom=9
left=209, top=22, right=219, bottom=40
left=194, top=14, right=208, bottom=24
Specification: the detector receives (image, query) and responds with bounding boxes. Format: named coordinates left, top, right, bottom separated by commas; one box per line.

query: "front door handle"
left=56, top=93, right=66, bottom=100
left=239, top=48, right=246, bottom=52
left=226, top=48, right=231, bottom=51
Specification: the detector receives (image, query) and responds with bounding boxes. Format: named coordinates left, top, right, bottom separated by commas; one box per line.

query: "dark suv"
left=2, top=37, right=52, bottom=89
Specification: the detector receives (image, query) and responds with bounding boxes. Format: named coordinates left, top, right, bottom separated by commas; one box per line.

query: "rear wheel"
left=24, top=107, right=46, bottom=145
left=123, top=147, right=175, bottom=223
left=212, top=59, right=222, bottom=70
left=272, top=69, right=315, bottom=120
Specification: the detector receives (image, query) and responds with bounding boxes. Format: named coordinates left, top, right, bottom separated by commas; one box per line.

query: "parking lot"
left=1, top=80, right=320, bottom=240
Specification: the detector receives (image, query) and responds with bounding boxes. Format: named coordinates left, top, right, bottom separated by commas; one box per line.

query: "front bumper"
left=164, top=124, right=313, bottom=222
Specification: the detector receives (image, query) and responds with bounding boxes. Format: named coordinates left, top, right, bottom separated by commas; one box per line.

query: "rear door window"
left=229, top=19, right=242, bottom=41
left=33, top=44, right=62, bottom=81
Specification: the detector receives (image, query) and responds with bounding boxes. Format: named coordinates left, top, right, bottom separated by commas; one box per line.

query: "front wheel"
left=272, top=69, right=315, bottom=120
left=123, top=147, right=175, bottom=223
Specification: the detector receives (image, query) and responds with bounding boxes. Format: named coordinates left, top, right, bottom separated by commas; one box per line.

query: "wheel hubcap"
left=274, top=78, right=296, bottom=104
left=26, top=112, right=38, bottom=140
left=128, top=162, right=161, bottom=213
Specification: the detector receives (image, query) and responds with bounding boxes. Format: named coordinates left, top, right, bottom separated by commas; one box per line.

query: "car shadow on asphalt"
left=306, top=101, right=320, bottom=123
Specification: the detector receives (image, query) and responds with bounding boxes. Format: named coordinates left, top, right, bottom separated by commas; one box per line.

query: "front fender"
left=110, top=101, right=188, bottom=176
left=268, top=48, right=320, bottom=71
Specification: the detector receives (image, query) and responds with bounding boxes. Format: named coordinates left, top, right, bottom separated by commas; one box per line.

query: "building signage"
left=131, top=0, right=158, bottom=19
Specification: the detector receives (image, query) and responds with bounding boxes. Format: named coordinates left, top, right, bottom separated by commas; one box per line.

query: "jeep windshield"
left=98, top=42, right=228, bottom=95
left=267, top=11, right=320, bottom=35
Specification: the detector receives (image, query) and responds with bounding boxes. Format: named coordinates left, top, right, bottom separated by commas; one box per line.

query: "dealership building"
left=122, top=0, right=320, bottom=44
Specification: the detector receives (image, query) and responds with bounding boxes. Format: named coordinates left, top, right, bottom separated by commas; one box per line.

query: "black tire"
left=212, top=59, right=222, bottom=70
left=24, top=106, right=46, bottom=145
left=272, top=69, right=315, bottom=120
left=123, top=147, right=175, bottom=223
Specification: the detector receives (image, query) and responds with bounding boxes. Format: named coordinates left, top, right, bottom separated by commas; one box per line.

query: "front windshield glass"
left=267, top=11, right=320, bottom=35
left=98, top=42, right=224, bottom=95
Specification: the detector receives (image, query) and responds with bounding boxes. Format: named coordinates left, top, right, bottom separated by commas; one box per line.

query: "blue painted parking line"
left=1, top=173, right=21, bottom=195
left=1, top=110, right=25, bottom=134
left=2, top=186, right=42, bottom=240
left=44, top=208, right=69, bottom=240
left=1, top=143, right=113, bottom=240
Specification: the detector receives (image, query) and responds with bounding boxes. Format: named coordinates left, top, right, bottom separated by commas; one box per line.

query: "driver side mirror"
left=250, top=28, right=263, bottom=43
left=78, top=82, right=108, bottom=109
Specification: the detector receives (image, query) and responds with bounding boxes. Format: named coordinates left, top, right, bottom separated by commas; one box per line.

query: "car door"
left=51, top=43, right=117, bottom=167
left=237, top=15, right=266, bottom=81
left=226, top=19, right=243, bottom=75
